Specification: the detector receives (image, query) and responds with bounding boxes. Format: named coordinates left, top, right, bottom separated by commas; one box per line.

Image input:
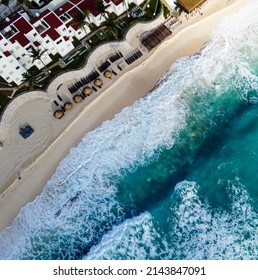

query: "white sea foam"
left=1, top=0, right=258, bottom=260
left=84, top=212, right=168, bottom=260
left=166, top=180, right=258, bottom=260
left=84, top=181, right=258, bottom=260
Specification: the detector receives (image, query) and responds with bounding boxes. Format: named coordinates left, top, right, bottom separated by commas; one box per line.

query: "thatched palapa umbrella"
left=64, top=101, right=73, bottom=110
left=94, top=78, right=103, bottom=88
left=104, top=70, right=112, bottom=79
left=53, top=110, right=64, bottom=119
left=73, top=94, right=83, bottom=103
left=83, top=86, right=93, bottom=96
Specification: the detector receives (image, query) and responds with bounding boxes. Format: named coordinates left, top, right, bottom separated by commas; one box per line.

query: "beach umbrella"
left=94, top=78, right=103, bottom=88
left=73, top=94, right=83, bottom=103
left=83, top=86, right=93, bottom=96
left=64, top=101, right=73, bottom=110
left=104, top=70, right=112, bottom=79
left=53, top=110, right=64, bottom=119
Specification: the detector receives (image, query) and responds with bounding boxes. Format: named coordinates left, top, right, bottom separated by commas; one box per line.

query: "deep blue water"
left=0, top=0, right=258, bottom=260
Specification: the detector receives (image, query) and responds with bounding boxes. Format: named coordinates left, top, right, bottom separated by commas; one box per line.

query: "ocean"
left=0, top=0, right=258, bottom=260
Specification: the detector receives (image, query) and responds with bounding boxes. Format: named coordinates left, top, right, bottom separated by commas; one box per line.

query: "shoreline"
left=0, top=0, right=249, bottom=231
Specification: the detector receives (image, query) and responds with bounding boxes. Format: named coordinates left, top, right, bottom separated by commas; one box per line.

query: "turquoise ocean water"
left=1, top=1, right=258, bottom=260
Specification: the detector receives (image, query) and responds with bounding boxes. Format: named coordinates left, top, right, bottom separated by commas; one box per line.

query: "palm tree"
left=28, top=47, right=49, bottom=72
left=1, top=0, right=12, bottom=14
left=21, top=71, right=34, bottom=90
left=95, top=0, right=110, bottom=19
left=105, top=14, right=119, bottom=39
left=71, top=10, right=91, bottom=35
left=83, top=9, right=91, bottom=24
left=22, top=71, right=42, bottom=90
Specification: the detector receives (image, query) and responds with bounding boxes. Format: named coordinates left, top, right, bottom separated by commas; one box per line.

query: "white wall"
left=111, top=2, right=127, bottom=16
left=0, top=50, right=26, bottom=85
left=129, top=0, right=145, bottom=6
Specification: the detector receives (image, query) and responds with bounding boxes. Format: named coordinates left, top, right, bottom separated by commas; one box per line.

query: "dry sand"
left=0, top=0, right=250, bottom=231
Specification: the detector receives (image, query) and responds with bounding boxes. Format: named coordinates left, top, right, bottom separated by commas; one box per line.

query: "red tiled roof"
left=41, top=28, right=61, bottom=41
left=67, top=6, right=81, bottom=17
left=0, top=0, right=118, bottom=47
left=66, top=20, right=80, bottom=30
left=30, top=9, right=51, bottom=24
left=55, top=2, right=73, bottom=16
left=66, top=6, right=81, bottom=29
left=77, top=1, right=99, bottom=16
left=111, top=0, right=124, bottom=6
left=69, top=0, right=82, bottom=5
left=33, top=11, right=63, bottom=41
left=10, top=17, right=32, bottom=47
left=13, top=17, right=33, bottom=33
left=64, top=35, right=69, bottom=41
left=3, top=51, right=11, bottom=57
left=10, top=33, right=30, bottom=46
left=34, top=41, right=40, bottom=46
left=44, top=12, right=63, bottom=28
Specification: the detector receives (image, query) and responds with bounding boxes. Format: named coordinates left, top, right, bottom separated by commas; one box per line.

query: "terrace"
left=35, top=22, right=48, bottom=34
left=2, top=25, right=18, bottom=39
left=60, top=13, right=71, bottom=23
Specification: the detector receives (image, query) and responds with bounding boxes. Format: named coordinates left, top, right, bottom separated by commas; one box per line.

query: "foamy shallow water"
left=85, top=180, right=258, bottom=260
left=1, top=0, right=258, bottom=260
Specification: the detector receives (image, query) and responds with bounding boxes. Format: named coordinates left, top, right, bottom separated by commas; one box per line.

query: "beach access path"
left=0, top=0, right=250, bottom=231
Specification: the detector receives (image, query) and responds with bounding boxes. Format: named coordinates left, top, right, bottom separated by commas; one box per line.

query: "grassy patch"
left=163, top=4, right=170, bottom=19
left=96, top=30, right=108, bottom=40
left=49, top=53, right=62, bottom=64
left=0, top=76, right=14, bottom=89
left=144, top=0, right=162, bottom=19
left=72, top=36, right=81, bottom=47
left=0, top=92, right=11, bottom=114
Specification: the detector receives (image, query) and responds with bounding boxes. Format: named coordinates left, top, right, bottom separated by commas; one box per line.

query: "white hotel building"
left=0, top=0, right=145, bottom=85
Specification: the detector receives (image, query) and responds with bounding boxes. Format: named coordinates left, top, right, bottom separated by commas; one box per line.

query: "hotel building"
left=0, top=0, right=144, bottom=85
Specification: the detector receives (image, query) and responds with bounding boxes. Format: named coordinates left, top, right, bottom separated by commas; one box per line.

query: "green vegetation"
left=144, top=0, right=162, bottom=18
left=28, top=47, right=49, bottom=71
left=0, top=92, right=10, bottom=114
left=163, top=3, right=170, bottom=19
left=104, top=14, right=119, bottom=39
left=0, top=0, right=166, bottom=114
left=0, top=76, right=14, bottom=113
left=37, top=46, right=92, bottom=87
left=71, top=9, right=91, bottom=34
left=0, top=76, right=13, bottom=88
left=96, top=30, right=108, bottom=40
left=95, top=0, right=110, bottom=19
left=72, top=36, right=81, bottom=47
left=49, top=53, right=61, bottom=64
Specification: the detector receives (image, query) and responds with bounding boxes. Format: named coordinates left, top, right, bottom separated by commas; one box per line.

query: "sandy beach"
left=0, top=0, right=250, bottom=231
